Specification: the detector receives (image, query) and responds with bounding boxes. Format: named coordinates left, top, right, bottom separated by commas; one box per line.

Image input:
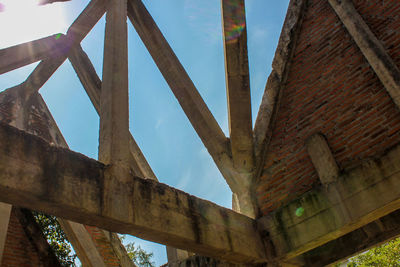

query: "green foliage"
left=121, top=235, right=156, bottom=267
left=32, top=212, right=77, bottom=266
left=338, top=237, right=400, bottom=267
left=33, top=214, right=155, bottom=267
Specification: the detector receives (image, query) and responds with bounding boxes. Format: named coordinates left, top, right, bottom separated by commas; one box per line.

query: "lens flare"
left=55, top=33, right=62, bottom=40
left=295, top=207, right=304, bottom=217
left=223, top=0, right=246, bottom=43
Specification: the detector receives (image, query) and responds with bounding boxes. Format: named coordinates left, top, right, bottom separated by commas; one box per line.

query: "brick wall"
left=84, top=226, right=121, bottom=266
left=256, top=0, right=400, bottom=215
left=1, top=208, right=44, bottom=267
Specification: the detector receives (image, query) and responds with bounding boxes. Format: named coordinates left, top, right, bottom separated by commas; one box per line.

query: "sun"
left=0, top=0, right=69, bottom=49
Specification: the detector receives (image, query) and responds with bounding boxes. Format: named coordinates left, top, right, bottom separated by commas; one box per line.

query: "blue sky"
left=0, top=0, right=290, bottom=265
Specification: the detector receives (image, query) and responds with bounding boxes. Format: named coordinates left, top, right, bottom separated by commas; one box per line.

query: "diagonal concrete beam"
left=259, top=142, right=400, bottom=262
left=328, top=0, right=400, bottom=108
left=0, top=122, right=267, bottom=264
left=221, top=0, right=254, bottom=174
left=0, top=35, right=68, bottom=75
left=126, top=0, right=251, bottom=195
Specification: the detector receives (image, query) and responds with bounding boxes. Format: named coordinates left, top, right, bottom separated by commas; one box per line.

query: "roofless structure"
left=0, top=0, right=400, bottom=266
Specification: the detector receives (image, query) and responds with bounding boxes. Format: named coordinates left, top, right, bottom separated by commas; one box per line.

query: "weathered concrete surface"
left=0, top=122, right=267, bottom=264
left=166, top=247, right=192, bottom=267
left=222, top=0, right=254, bottom=174
left=0, top=203, right=11, bottom=264
left=0, top=35, right=68, bottom=75
left=100, top=0, right=132, bottom=224
left=328, top=0, right=400, bottom=108
left=259, top=143, right=400, bottom=261
left=306, top=133, right=339, bottom=185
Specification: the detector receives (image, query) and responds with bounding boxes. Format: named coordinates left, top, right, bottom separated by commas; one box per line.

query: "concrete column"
left=100, top=0, right=132, bottom=220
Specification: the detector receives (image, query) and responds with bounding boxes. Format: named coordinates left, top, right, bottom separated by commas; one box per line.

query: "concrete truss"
left=0, top=0, right=400, bottom=266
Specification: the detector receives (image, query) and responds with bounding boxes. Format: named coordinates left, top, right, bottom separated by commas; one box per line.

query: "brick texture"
left=84, top=226, right=121, bottom=266
left=1, top=208, right=44, bottom=267
left=256, top=0, right=400, bottom=215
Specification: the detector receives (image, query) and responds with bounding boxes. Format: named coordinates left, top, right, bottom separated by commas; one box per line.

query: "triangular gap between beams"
left=40, top=60, right=100, bottom=160
left=80, top=14, right=106, bottom=78
left=0, top=62, right=40, bottom=93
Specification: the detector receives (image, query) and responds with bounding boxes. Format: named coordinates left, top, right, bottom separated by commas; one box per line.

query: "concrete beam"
left=259, top=143, right=400, bottom=261
left=0, top=122, right=267, bottom=264
left=300, top=209, right=400, bottom=266
left=306, top=133, right=339, bottom=185
left=221, top=0, right=254, bottom=173
left=58, top=221, right=107, bottom=267
left=328, top=0, right=400, bottom=108
left=66, top=0, right=109, bottom=46
left=126, top=0, right=248, bottom=194
left=0, top=202, right=12, bottom=264
left=0, top=35, right=68, bottom=75
left=100, top=0, right=133, bottom=223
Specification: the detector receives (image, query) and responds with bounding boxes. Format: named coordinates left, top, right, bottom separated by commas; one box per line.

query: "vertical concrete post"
left=100, top=0, right=132, bottom=220
left=305, top=133, right=339, bottom=185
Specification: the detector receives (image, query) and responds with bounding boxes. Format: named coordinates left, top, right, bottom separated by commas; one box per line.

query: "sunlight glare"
left=0, top=0, right=68, bottom=48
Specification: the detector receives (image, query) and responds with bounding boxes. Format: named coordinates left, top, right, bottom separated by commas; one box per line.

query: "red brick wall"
left=84, top=226, right=121, bottom=266
left=1, top=208, right=43, bottom=267
left=256, top=0, right=400, bottom=215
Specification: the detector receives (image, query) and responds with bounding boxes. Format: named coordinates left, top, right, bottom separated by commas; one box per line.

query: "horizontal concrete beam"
left=259, top=143, right=400, bottom=261
left=0, top=122, right=267, bottom=264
